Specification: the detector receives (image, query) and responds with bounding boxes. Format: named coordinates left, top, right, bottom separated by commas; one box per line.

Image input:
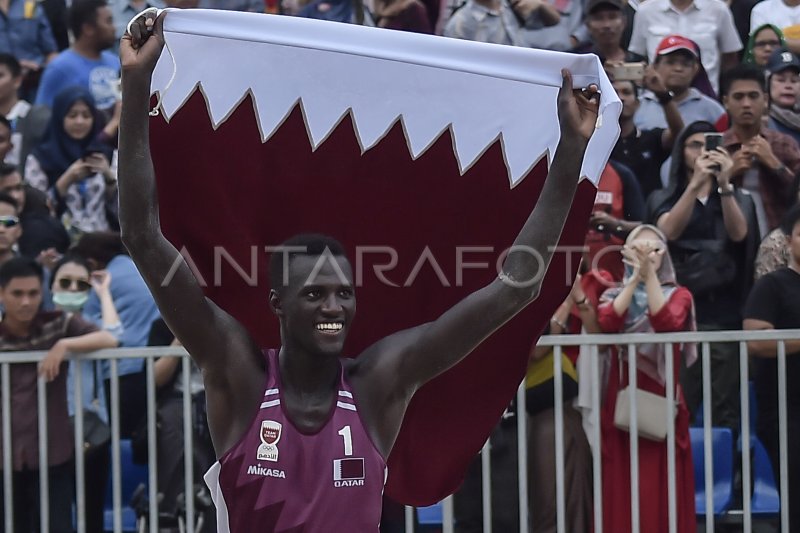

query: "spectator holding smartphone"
left=24, top=86, right=116, bottom=237
left=719, top=64, right=800, bottom=236
left=648, top=121, right=760, bottom=434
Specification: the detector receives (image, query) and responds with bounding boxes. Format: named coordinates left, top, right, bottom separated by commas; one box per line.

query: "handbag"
left=671, top=211, right=738, bottom=296
left=71, top=362, right=111, bottom=453
left=613, top=387, right=677, bottom=441
left=672, top=239, right=736, bottom=295
left=612, top=356, right=678, bottom=442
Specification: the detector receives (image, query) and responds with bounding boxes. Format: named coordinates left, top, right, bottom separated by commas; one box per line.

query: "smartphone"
left=82, top=143, right=106, bottom=160
left=704, top=133, right=723, bottom=152
left=607, top=62, right=646, bottom=82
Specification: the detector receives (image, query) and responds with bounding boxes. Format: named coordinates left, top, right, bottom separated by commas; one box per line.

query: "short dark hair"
left=780, top=204, right=800, bottom=235
left=269, top=233, right=348, bottom=292
left=0, top=162, right=17, bottom=179
left=721, top=64, right=766, bottom=97
left=0, top=191, right=19, bottom=211
left=613, top=78, right=639, bottom=98
left=72, top=231, right=127, bottom=267
left=0, top=54, right=21, bottom=78
left=0, top=257, right=43, bottom=287
left=69, top=0, right=108, bottom=40
left=50, top=253, right=91, bottom=290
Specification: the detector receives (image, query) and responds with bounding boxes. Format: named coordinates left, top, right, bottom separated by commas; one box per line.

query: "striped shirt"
left=0, top=311, right=98, bottom=470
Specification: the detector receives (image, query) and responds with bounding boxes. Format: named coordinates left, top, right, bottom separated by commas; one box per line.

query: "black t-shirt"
left=612, top=128, right=669, bottom=200
left=651, top=192, right=751, bottom=326
left=743, top=267, right=800, bottom=435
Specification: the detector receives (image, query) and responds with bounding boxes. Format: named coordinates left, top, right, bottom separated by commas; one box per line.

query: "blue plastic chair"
left=751, top=438, right=780, bottom=515
left=690, top=427, right=734, bottom=515
left=104, top=439, right=149, bottom=532
left=417, top=502, right=443, bottom=526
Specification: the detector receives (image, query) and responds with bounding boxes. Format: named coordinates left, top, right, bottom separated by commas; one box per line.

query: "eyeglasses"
left=684, top=141, right=705, bottom=150
left=754, top=40, right=781, bottom=48
left=56, top=278, right=92, bottom=291
left=0, top=215, right=19, bottom=228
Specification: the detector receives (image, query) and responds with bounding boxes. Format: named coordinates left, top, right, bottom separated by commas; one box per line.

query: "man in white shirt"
left=628, top=0, right=742, bottom=93
left=750, top=0, right=800, bottom=55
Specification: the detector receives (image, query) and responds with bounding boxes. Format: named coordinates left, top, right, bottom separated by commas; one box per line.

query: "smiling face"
left=270, top=253, right=356, bottom=358
left=63, top=100, right=94, bottom=141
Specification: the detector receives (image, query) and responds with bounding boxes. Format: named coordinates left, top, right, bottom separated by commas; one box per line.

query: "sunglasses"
left=56, top=278, right=92, bottom=291
left=0, top=215, right=19, bottom=228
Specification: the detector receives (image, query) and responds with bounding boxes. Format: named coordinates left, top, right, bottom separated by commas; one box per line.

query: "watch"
left=656, top=91, right=674, bottom=105
left=718, top=183, right=735, bottom=196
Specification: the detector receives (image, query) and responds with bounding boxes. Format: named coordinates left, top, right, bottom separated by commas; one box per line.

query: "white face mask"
left=52, top=291, right=89, bottom=312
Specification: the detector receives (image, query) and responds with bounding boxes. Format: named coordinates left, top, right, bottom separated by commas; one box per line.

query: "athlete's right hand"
left=120, top=10, right=166, bottom=76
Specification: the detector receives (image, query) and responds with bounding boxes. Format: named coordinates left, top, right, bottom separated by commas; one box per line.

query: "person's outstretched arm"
left=118, top=13, right=265, bottom=455
left=355, top=71, right=599, bottom=455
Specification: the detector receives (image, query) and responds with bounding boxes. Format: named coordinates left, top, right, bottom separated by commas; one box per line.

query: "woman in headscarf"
left=597, top=224, right=697, bottom=533
left=24, top=86, right=117, bottom=238
left=743, top=24, right=786, bottom=68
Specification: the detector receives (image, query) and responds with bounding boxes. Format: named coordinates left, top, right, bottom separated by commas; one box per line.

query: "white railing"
left=0, top=330, right=797, bottom=533
left=404, top=329, right=799, bottom=533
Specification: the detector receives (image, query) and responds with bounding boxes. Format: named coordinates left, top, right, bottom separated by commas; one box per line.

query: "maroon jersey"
left=204, top=349, right=386, bottom=532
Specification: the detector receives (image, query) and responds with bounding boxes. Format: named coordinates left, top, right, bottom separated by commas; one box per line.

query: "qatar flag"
left=147, top=10, right=621, bottom=506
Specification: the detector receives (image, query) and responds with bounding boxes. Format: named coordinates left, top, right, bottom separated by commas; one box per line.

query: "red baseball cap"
left=655, top=35, right=700, bottom=58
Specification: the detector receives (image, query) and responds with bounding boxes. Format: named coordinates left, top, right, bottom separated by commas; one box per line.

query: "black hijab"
left=30, top=86, right=112, bottom=187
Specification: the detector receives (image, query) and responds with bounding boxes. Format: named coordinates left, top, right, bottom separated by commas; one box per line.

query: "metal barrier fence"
left=0, top=330, right=797, bottom=533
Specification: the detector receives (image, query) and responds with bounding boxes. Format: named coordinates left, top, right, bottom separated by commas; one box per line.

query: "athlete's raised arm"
left=354, top=71, right=599, bottom=456
left=118, top=13, right=265, bottom=454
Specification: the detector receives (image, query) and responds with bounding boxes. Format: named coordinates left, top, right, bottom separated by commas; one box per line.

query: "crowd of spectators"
left=0, top=0, right=796, bottom=530
left=432, top=0, right=800, bottom=529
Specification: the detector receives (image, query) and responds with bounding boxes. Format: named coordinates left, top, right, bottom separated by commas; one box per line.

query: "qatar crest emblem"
left=257, top=420, right=282, bottom=462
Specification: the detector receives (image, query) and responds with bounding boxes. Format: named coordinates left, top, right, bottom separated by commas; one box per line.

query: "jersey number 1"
left=338, top=426, right=353, bottom=457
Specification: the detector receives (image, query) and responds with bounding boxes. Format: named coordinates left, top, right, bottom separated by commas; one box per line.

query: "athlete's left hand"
left=557, top=69, right=600, bottom=144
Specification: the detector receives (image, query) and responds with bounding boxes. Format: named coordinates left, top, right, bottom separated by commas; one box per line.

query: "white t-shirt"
left=750, top=0, right=800, bottom=34
left=5, top=100, right=31, bottom=167
left=628, top=0, right=742, bottom=94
